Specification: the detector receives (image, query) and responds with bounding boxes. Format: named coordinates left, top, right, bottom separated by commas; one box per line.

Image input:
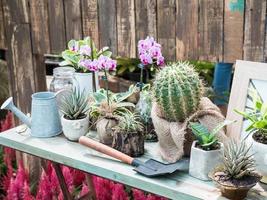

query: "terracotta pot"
left=112, top=131, right=144, bottom=157
left=252, top=136, right=267, bottom=184
left=96, top=117, right=118, bottom=146
left=189, top=141, right=223, bottom=180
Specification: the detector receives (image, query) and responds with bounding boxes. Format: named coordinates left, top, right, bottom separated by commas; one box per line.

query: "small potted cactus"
left=235, top=88, right=267, bottom=184
left=189, top=121, right=232, bottom=180
left=151, top=61, right=227, bottom=163
left=59, top=88, right=89, bottom=141
left=112, top=112, right=144, bottom=157
left=211, top=140, right=261, bottom=200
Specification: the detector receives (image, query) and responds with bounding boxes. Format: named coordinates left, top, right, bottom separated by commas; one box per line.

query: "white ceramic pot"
left=74, top=72, right=99, bottom=94
left=189, top=141, right=223, bottom=180
left=61, top=115, right=89, bottom=141
left=252, top=138, right=267, bottom=184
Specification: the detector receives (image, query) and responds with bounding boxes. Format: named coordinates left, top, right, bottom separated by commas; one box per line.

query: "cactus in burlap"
left=153, top=61, right=204, bottom=122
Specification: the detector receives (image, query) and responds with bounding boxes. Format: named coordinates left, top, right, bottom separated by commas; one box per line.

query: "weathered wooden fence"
left=0, top=0, right=267, bottom=112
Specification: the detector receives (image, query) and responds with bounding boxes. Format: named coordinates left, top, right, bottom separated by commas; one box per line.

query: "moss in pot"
left=235, top=88, right=267, bottom=184
left=112, top=112, right=144, bottom=157
left=59, top=88, right=89, bottom=141
left=210, top=139, right=261, bottom=200
left=189, top=120, right=233, bottom=180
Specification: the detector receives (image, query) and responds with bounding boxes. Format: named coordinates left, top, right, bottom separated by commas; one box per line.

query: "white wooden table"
left=0, top=126, right=266, bottom=200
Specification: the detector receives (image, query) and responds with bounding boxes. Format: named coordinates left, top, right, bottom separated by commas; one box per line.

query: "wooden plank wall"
left=1, top=0, right=267, bottom=63
left=1, top=0, right=266, bottom=114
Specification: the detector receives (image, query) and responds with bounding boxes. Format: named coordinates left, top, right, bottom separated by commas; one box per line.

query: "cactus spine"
left=153, top=61, right=204, bottom=122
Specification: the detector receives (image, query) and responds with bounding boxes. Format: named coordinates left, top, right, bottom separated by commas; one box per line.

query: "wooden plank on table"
left=98, top=0, right=117, bottom=55
left=48, top=0, right=66, bottom=54
left=0, top=0, right=6, bottom=49
left=157, top=0, right=176, bottom=61
left=81, top=0, right=99, bottom=49
left=135, top=0, right=157, bottom=45
left=198, top=0, right=223, bottom=62
left=64, top=0, right=83, bottom=41
left=224, top=0, right=245, bottom=62
left=176, top=0, right=198, bottom=60
left=117, top=0, right=136, bottom=58
left=243, top=0, right=267, bottom=62
left=29, top=0, right=50, bottom=54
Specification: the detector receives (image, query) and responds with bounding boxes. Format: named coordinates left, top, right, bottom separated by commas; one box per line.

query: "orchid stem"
left=104, top=69, right=110, bottom=106
left=140, top=66, right=144, bottom=91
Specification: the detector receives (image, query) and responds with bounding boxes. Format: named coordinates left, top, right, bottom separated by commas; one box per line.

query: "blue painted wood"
left=0, top=126, right=266, bottom=200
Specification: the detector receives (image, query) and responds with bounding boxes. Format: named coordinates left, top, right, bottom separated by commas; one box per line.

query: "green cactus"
left=153, top=61, right=204, bottom=121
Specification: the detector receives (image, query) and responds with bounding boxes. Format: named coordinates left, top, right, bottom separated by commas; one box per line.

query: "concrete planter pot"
left=252, top=137, right=267, bottom=184
left=189, top=141, right=223, bottom=180
left=61, top=115, right=89, bottom=141
left=74, top=72, right=99, bottom=95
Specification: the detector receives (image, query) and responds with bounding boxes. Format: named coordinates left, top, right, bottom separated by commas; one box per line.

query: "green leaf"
left=117, top=66, right=128, bottom=75
left=210, top=120, right=235, bottom=136
left=234, top=109, right=256, bottom=122
left=59, top=60, right=73, bottom=66
left=67, top=40, right=76, bottom=50
left=189, top=122, right=210, bottom=145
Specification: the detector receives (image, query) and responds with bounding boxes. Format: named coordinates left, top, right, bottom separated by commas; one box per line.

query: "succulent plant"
left=190, top=120, right=233, bottom=151
left=115, top=112, right=144, bottom=134
left=59, top=88, right=89, bottom=120
left=153, top=61, right=204, bottom=122
left=223, top=140, right=256, bottom=179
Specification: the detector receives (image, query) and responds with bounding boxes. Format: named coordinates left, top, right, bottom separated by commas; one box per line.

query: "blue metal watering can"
left=1, top=91, right=62, bottom=137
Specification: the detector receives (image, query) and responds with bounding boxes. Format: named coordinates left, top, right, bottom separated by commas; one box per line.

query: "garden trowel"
left=79, top=136, right=182, bottom=177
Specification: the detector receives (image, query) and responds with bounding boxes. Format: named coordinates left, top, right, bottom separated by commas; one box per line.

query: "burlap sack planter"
left=112, top=131, right=144, bottom=157
left=96, top=117, right=118, bottom=146
left=151, top=97, right=228, bottom=163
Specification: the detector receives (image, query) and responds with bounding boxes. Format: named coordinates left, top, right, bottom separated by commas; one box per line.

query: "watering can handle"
left=79, top=136, right=134, bottom=165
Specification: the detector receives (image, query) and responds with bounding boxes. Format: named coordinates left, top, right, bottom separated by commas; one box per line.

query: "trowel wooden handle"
left=79, top=136, right=134, bottom=165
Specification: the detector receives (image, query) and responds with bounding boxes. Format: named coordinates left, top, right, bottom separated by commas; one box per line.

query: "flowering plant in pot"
left=60, top=37, right=113, bottom=93
left=89, top=88, right=135, bottom=145
left=59, top=88, right=89, bottom=141
left=112, top=112, right=144, bottom=157
left=211, top=139, right=261, bottom=200
left=189, top=120, right=233, bottom=180
left=235, top=88, right=267, bottom=184
left=151, top=61, right=228, bottom=163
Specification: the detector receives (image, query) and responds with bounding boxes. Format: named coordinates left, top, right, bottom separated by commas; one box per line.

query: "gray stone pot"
left=61, top=115, right=89, bottom=141
left=96, top=117, right=118, bottom=146
left=252, top=137, right=267, bottom=184
left=189, top=141, right=223, bottom=180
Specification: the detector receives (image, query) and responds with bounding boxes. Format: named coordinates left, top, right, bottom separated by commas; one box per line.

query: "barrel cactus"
left=153, top=61, right=204, bottom=122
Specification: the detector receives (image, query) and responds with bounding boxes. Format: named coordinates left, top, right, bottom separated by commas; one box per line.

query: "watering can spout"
left=1, top=97, right=31, bottom=127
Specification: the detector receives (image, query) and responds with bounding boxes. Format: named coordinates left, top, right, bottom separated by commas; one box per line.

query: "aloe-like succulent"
left=60, top=88, right=89, bottom=120
left=190, top=120, right=233, bottom=150
left=223, top=140, right=256, bottom=179
left=115, top=112, right=144, bottom=134
left=153, top=61, right=204, bottom=122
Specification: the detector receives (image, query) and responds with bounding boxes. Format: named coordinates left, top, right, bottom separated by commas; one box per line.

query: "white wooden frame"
left=226, top=60, right=267, bottom=138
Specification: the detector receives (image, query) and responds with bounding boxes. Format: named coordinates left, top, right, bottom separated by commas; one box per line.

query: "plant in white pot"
left=59, top=88, right=89, bottom=141
left=235, top=88, right=267, bottom=184
left=189, top=121, right=232, bottom=180
left=60, top=37, right=113, bottom=94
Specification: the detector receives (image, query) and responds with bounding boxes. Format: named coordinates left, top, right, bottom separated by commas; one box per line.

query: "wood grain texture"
left=135, top=0, right=157, bottom=43
left=29, top=0, right=50, bottom=54
left=243, top=0, right=267, bottom=62
left=157, top=0, right=176, bottom=61
left=64, top=0, right=82, bottom=41
left=81, top=0, right=99, bottom=49
left=0, top=0, right=6, bottom=49
left=48, top=0, right=66, bottom=53
left=0, top=127, right=267, bottom=200
left=224, top=0, right=244, bottom=62
left=199, top=0, right=223, bottom=61
left=117, top=0, right=136, bottom=57
left=176, top=0, right=198, bottom=60
left=98, top=0, right=117, bottom=55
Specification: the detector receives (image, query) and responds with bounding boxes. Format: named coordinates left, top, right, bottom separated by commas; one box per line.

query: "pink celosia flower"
left=79, top=45, right=91, bottom=56
left=79, top=182, right=89, bottom=197
left=112, top=183, right=128, bottom=200
left=132, top=189, right=146, bottom=200
left=71, top=168, right=85, bottom=187
left=23, top=181, right=34, bottom=200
